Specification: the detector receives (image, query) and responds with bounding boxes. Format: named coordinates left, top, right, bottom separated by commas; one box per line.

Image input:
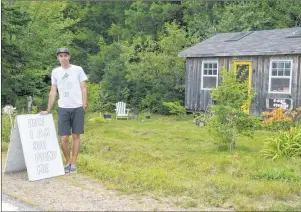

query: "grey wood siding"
left=185, top=54, right=301, bottom=114
left=296, top=54, right=301, bottom=108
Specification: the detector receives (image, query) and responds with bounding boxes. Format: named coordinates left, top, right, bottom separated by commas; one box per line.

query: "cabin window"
left=201, top=61, right=218, bottom=90
left=269, top=60, right=292, bottom=94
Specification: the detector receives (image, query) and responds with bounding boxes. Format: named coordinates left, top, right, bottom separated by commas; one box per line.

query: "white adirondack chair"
left=115, top=101, right=130, bottom=120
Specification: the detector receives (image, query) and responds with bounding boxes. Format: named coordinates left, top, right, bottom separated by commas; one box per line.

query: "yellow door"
left=234, top=62, right=252, bottom=114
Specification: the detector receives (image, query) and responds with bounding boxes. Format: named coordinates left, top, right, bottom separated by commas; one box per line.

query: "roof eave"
left=178, top=51, right=301, bottom=57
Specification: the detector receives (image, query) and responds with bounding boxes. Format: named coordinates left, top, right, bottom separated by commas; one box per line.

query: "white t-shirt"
left=51, top=65, right=88, bottom=108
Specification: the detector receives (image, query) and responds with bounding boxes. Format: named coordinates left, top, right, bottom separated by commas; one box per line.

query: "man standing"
left=40, top=48, right=88, bottom=173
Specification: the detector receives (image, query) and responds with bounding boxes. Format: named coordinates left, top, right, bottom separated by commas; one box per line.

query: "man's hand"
left=83, top=103, right=88, bottom=111
left=39, top=111, right=50, bottom=115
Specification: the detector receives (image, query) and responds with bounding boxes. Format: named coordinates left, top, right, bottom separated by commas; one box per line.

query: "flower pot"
left=196, top=120, right=205, bottom=126
left=103, top=114, right=111, bottom=120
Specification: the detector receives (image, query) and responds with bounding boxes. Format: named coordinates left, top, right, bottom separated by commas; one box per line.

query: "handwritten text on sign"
left=267, top=98, right=293, bottom=110
left=28, top=117, right=58, bottom=175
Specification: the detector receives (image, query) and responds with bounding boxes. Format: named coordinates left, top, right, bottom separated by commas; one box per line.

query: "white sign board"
left=5, top=114, right=65, bottom=181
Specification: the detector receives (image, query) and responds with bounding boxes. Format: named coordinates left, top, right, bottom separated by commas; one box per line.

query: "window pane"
left=285, top=62, right=291, bottom=68
left=270, top=78, right=290, bottom=92
left=284, top=70, right=291, bottom=77
left=285, top=69, right=290, bottom=76
left=272, top=62, right=277, bottom=68
left=278, top=70, right=284, bottom=76
left=203, top=76, right=217, bottom=89
left=278, top=62, right=284, bottom=68
left=213, top=63, right=217, bottom=68
left=204, top=64, right=208, bottom=68
left=209, top=64, right=212, bottom=68
left=213, top=69, right=217, bottom=75
left=204, top=69, right=208, bottom=75
left=209, top=69, right=212, bottom=75
left=272, top=69, right=277, bottom=76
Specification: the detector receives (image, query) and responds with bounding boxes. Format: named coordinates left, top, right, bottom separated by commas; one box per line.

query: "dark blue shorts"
left=58, top=107, right=85, bottom=136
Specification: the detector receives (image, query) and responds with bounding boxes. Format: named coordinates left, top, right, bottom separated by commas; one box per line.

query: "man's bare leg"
left=71, top=134, right=80, bottom=165
left=61, top=135, right=70, bottom=164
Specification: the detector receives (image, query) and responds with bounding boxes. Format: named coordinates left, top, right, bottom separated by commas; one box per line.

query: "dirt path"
left=2, top=171, right=183, bottom=211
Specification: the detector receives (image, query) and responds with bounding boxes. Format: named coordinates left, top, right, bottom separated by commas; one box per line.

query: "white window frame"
left=268, top=59, right=293, bottom=94
left=201, top=60, right=219, bottom=90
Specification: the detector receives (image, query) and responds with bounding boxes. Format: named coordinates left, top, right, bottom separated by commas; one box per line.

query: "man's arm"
left=40, top=85, right=57, bottom=114
left=80, top=81, right=88, bottom=111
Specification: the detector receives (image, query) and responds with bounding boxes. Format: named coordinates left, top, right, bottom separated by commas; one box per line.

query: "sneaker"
left=64, top=164, right=70, bottom=173
left=70, top=164, right=77, bottom=173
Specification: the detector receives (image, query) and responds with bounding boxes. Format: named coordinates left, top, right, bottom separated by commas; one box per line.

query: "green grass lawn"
left=72, top=114, right=301, bottom=210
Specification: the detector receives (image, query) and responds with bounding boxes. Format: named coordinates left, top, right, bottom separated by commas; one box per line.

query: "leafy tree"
left=63, top=1, right=131, bottom=72
left=1, top=2, right=30, bottom=105
left=124, top=22, right=195, bottom=111
left=207, top=68, right=258, bottom=150
left=15, top=1, right=77, bottom=69
left=212, top=0, right=301, bottom=33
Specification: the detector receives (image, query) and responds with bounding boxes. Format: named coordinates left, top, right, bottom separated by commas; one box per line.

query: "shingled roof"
left=179, top=27, right=301, bottom=57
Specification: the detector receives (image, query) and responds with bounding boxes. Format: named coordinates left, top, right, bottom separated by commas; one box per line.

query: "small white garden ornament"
left=3, top=105, right=17, bottom=128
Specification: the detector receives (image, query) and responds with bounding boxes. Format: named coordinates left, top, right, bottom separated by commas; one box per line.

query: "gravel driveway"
left=2, top=170, right=187, bottom=211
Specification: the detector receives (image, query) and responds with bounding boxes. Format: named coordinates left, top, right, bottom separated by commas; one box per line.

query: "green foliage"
left=89, top=116, right=106, bottom=123
left=253, top=167, right=300, bottom=182
left=162, top=101, right=186, bottom=116
left=14, top=1, right=78, bottom=69
left=261, top=126, right=301, bottom=160
left=2, top=2, right=76, bottom=106
left=86, top=82, right=101, bottom=112
left=32, top=106, right=38, bottom=114
left=235, top=113, right=262, bottom=136
left=1, top=2, right=30, bottom=105
left=124, top=22, right=189, bottom=111
left=207, top=68, right=257, bottom=150
left=261, top=108, right=301, bottom=131
left=1, top=114, right=12, bottom=144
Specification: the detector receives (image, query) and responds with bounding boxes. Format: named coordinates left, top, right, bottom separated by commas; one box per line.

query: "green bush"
left=162, top=101, right=186, bottom=116
left=2, top=114, right=12, bottom=145
left=86, top=82, right=101, bottom=112
left=207, top=68, right=257, bottom=150
left=235, top=113, right=262, bottom=136
left=15, top=97, right=27, bottom=112
left=261, top=126, right=301, bottom=160
left=32, top=106, right=38, bottom=114
left=88, top=116, right=106, bottom=123
left=207, top=115, right=238, bottom=150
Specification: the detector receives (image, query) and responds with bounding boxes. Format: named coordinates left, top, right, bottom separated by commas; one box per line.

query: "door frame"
left=233, top=61, right=252, bottom=114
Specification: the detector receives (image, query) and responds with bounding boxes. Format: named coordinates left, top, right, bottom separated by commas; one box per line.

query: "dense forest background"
left=2, top=0, right=301, bottom=113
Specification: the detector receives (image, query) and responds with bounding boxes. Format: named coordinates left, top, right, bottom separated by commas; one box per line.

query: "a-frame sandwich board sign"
left=5, top=114, right=65, bottom=181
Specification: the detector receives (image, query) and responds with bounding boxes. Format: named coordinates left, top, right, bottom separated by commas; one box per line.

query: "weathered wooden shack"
left=179, top=27, right=301, bottom=115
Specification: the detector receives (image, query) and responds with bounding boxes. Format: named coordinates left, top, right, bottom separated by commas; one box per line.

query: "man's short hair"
left=56, top=48, right=70, bottom=55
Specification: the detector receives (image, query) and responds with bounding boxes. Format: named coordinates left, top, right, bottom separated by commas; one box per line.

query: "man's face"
left=57, top=53, right=70, bottom=65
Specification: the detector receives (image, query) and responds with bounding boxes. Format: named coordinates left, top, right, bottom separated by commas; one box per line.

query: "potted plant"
left=103, top=112, right=112, bottom=120
left=133, top=109, right=139, bottom=120
left=144, top=109, right=151, bottom=119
